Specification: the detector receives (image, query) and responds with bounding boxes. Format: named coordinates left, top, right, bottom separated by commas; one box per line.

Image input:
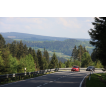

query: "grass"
left=86, top=73, right=106, bottom=87
left=0, top=71, right=55, bottom=86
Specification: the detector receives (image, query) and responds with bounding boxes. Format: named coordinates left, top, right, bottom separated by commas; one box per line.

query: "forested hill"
left=4, top=37, right=94, bottom=56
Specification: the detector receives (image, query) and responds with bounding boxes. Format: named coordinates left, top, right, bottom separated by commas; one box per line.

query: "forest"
left=0, top=33, right=103, bottom=75
left=4, top=36, right=94, bottom=56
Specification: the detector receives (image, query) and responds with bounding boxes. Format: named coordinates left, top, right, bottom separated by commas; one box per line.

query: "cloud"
left=57, top=17, right=81, bottom=28
left=25, top=25, right=31, bottom=30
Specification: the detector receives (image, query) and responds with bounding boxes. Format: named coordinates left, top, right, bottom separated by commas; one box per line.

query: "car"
left=86, top=66, right=95, bottom=71
left=71, top=66, right=80, bottom=72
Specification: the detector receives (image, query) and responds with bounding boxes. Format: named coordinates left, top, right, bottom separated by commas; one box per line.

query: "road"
left=0, top=70, right=102, bottom=87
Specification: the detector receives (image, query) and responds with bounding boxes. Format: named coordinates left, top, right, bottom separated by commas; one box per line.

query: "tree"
left=24, top=54, right=35, bottom=72
left=42, top=57, right=48, bottom=70
left=95, top=60, right=103, bottom=68
left=81, top=52, right=93, bottom=67
left=0, top=34, right=6, bottom=49
left=0, top=50, right=4, bottom=74
left=59, top=61, right=62, bottom=68
left=71, top=45, right=78, bottom=61
left=65, top=60, right=71, bottom=68
left=49, top=52, right=58, bottom=69
left=91, top=49, right=97, bottom=62
left=32, top=49, right=39, bottom=71
left=2, top=48, right=11, bottom=74
left=37, top=49, right=43, bottom=70
left=43, top=48, right=49, bottom=64
left=88, top=17, right=106, bottom=67
left=9, top=54, right=18, bottom=73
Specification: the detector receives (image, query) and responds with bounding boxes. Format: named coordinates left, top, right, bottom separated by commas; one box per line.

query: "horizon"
left=0, top=31, right=91, bottom=40
left=0, top=17, right=94, bottom=39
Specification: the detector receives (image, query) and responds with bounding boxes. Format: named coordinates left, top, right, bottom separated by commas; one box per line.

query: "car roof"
left=88, top=66, right=94, bottom=67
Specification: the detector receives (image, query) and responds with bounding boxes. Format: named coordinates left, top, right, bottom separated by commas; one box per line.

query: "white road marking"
left=49, top=81, right=53, bottom=83
left=37, top=85, right=42, bottom=87
left=79, top=74, right=89, bottom=87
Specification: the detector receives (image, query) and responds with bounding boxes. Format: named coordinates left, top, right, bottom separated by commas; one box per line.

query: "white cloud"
left=57, top=17, right=81, bottom=28
left=25, top=25, right=31, bottom=30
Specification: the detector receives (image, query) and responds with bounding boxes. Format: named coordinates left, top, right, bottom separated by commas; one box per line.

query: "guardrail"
left=58, top=68, right=103, bottom=70
left=0, top=68, right=103, bottom=85
left=0, top=68, right=59, bottom=84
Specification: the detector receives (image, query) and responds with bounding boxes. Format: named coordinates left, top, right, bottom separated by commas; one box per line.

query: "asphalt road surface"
left=0, top=70, right=103, bottom=87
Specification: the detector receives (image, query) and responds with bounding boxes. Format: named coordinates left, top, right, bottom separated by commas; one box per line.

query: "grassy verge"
left=0, top=71, right=55, bottom=86
left=86, top=73, right=106, bottom=87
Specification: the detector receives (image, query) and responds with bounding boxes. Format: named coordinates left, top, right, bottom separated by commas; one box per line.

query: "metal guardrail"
left=58, top=68, right=103, bottom=70
left=0, top=68, right=59, bottom=84
left=0, top=67, right=103, bottom=85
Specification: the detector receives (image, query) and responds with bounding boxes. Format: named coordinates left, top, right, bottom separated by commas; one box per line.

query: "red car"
left=71, top=66, right=80, bottom=72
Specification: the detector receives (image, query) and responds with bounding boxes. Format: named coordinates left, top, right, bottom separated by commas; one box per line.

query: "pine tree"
left=37, top=49, right=43, bottom=70
left=0, top=34, right=6, bottom=49
left=71, top=45, right=78, bottom=61
left=49, top=52, right=58, bottom=69
left=10, top=40, right=17, bottom=57
left=32, top=49, right=39, bottom=70
left=0, top=50, right=4, bottom=74
left=17, top=40, right=24, bottom=59
left=43, top=48, right=49, bottom=64
left=23, top=44, right=28, bottom=56
left=88, top=17, right=106, bottom=67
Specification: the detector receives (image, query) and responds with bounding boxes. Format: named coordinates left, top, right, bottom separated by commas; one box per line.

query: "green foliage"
left=0, top=50, right=4, bottom=74
left=49, top=52, right=58, bottom=69
left=61, top=63, right=66, bottom=68
left=95, top=60, right=103, bottom=68
left=9, top=54, right=18, bottom=73
left=81, top=52, right=93, bottom=67
left=65, top=60, right=72, bottom=68
left=24, top=54, right=35, bottom=72
left=88, top=17, right=106, bottom=67
left=0, top=34, right=6, bottom=49
left=42, top=57, right=48, bottom=69
left=37, top=49, right=43, bottom=70
left=58, top=61, right=62, bottom=68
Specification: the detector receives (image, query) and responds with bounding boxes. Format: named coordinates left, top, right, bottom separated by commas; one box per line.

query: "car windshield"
left=88, top=66, right=93, bottom=68
left=73, top=66, right=78, bottom=68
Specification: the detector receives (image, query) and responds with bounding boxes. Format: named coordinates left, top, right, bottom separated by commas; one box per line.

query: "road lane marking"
left=37, top=85, right=42, bottom=87
left=79, top=74, right=89, bottom=87
left=49, top=81, right=53, bottom=83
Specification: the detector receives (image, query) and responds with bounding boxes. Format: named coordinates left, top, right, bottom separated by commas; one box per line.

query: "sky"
left=0, top=17, right=94, bottom=39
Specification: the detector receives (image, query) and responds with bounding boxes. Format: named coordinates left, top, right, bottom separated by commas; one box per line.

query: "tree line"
left=0, top=25, right=104, bottom=75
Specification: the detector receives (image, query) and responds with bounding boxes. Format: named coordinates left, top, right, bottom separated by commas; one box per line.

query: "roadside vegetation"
left=86, top=73, right=106, bottom=87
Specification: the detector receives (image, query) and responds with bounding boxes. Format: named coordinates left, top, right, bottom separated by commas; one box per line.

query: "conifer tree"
left=71, top=45, right=78, bottom=61
left=0, top=50, right=4, bottom=74
left=37, top=49, right=43, bottom=70
left=0, top=34, right=6, bottom=49
left=49, top=52, right=58, bottom=69
left=88, top=17, right=106, bottom=67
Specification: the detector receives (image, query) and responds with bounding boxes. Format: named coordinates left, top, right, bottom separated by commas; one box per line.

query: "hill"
left=1, top=32, right=90, bottom=41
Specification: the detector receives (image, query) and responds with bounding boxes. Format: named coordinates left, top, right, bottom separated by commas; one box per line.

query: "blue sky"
left=0, top=17, right=94, bottom=39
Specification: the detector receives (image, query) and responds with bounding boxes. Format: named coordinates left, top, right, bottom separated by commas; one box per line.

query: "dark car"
left=86, top=66, right=95, bottom=71
left=71, top=66, right=80, bottom=72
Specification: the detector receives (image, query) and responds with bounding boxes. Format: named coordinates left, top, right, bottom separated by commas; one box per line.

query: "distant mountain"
left=0, top=32, right=91, bottom=41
